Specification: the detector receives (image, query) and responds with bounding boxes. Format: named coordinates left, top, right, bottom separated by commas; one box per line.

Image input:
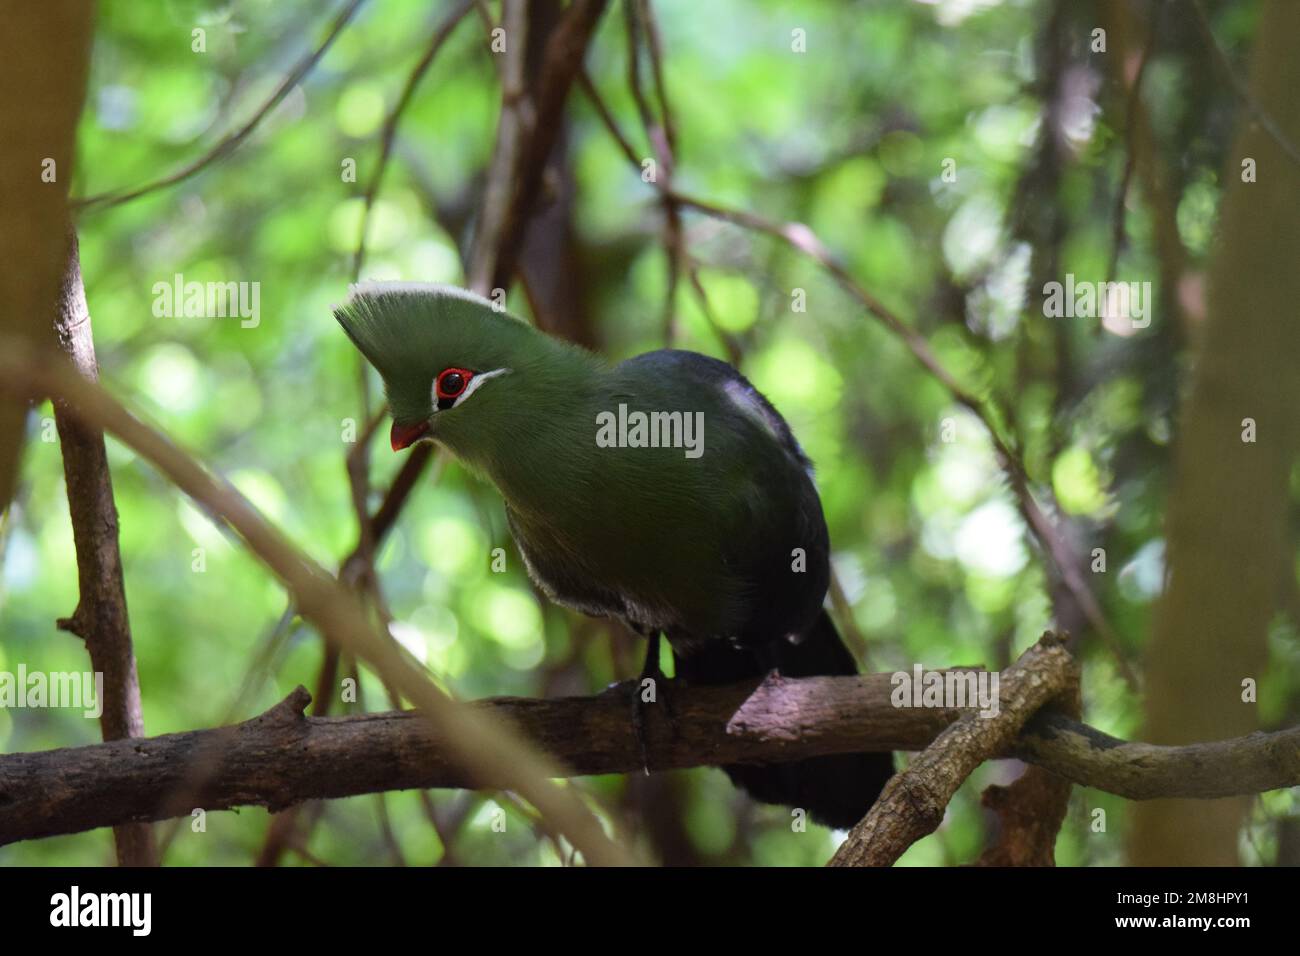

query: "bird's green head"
left=332, top=282, right=544, bottom=453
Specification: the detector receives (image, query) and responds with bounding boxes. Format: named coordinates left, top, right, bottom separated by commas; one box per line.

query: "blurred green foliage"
left=0, top=0, right=1293, bottom=866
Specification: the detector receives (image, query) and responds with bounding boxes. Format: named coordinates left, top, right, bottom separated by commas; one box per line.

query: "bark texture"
left=3, top=668, right=1297, bottom=848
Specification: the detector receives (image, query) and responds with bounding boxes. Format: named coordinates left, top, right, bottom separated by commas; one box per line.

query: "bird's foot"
left=630, top=632, right=677, bottom=775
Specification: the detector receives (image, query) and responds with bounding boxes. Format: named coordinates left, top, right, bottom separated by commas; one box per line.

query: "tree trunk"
left=1130, top=0, right=1300, bottom=864
left=0, top=2, right=94, bottom=510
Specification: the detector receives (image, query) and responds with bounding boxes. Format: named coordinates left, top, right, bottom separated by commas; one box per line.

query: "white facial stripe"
left=446, top=367, right=510, bottom=409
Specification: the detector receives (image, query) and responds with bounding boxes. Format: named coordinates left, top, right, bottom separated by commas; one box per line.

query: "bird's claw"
left=630, top=632, right=678, bottom=774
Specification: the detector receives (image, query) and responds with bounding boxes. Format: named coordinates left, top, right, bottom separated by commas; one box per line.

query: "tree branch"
left=829, top=633, right=1076, bottom=866
left=975, top=671, right=1080, bottom=866
left=485, top=0, right=609, bottom=293
left=50, top=231, right=158, bottom=866
left=468, top=0, right=532, bottom=294
left=2, top=667, right=1297, bottom=848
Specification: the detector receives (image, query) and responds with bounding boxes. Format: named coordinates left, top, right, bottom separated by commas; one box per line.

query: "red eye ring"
left=435, top=367, right=474, bottom=401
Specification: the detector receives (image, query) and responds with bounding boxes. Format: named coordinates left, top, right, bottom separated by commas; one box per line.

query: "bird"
left=334, top=282, right=893, bottom=829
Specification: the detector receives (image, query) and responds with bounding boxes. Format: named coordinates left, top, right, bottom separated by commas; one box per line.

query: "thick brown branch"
left=3, top=669, right=1298, bottom=847
left=975, top=677, right=1080, bottom=867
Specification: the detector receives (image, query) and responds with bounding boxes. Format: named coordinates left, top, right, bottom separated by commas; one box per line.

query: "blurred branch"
left=343, top=407, right=387, bottom=586
left=353, top=0, right=474, bottom=282
left=1106, top=1, right=1162, bottom=284
left=1101, top=0, right=1192, bottom=335
left=469, top=0, right=532, bottom=294
left=1189, top=0, right=1300, bottom=168
left=638, top=0, right=677, bottom=159
left=73, top=0, right=367, bottom=213
left=0, top=341, right=638, bottom=867
left=640, top=0, right=741, bottom=361
left=484, top=0, right=609, bottom=292
left=829, top=633, right=1076, bottom=867
left=623, top=0, right=684, bottom=346
left=4, top=663, right=1298, bottom=848
left=50, top=231, right=158, bottom=867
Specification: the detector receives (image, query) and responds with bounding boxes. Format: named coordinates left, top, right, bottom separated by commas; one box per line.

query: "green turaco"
left=334, top=282, right=893, bottom=828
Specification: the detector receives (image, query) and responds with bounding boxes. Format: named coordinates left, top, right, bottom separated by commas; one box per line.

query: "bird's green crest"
left=331, top=282, right=534, bottom=424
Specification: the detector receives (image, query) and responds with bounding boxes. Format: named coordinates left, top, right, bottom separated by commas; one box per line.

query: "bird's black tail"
left=673, top=610, right=894, bottom=829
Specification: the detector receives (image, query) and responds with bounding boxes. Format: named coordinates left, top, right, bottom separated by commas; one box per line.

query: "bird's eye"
left=435, top=367, right=474, bottom=409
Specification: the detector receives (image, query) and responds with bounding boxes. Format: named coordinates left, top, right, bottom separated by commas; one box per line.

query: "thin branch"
left=485, top=0, right=610, bottom=293
left=1106, top=0, right=1162, bottom=284
left=0, top=341, right=638, bottom=867
left=619, top=8, right=743, bottom=359
left=577, top=68, right=740, bottom=360
left=50, top=231, right=158, bottom=867
left=472, top=0, right=497, bottom=35
left=468, top=0, right=532, bottom=294
left=73, top=0, right=368, bottom=213
left=352, top=0, right=474, bottom=282
left=3, top=666, right=1298, bottom=847
left=1189, top=0, right=1300, bottom=169
left=623, top=0, right=680, bottom=344
left=1099, top=0, right=1191, bottom=335
left=828, top=633, right=1077, bottom=867
left=639, top=0, right=678, bottom=159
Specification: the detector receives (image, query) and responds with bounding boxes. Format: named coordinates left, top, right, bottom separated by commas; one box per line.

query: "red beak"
left=390, top=420, right=430, bottom=451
